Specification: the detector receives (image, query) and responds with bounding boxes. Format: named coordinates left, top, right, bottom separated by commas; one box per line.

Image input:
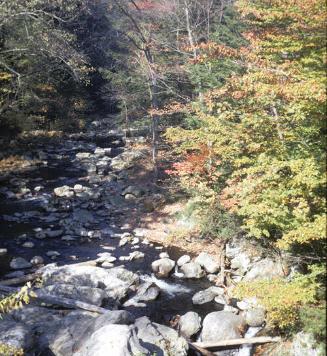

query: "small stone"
left=46, top=250, right=61, bottom=258
left=214, top=295, right=227, bottom=305
left=179, top=311, right=202, bottom=338
left=0, top=248, right=8, bottom=256
left=159, top=252, right=169, bottom=259
left=101, top=262, right=114, bottom=268
left=73, top=184, right=84, bottom=193
left=10, top=257, right=32, bottom=270
left=129, top=251, right=145, bottom=260
left=30, top=256, right=44, bottom=265
left=131, top=237, right=139, bottom=245
left=22, top=241, right=34, bottom=248
left=151, top=258, right=175, bottom=278
left=177, top=255, right=191, bottom=267
left=61, top=235, right=76, bottom=241
left=245, top=308, right=266, bottom=327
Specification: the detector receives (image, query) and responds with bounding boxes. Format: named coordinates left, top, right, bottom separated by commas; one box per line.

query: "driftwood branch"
left=192, top=336, right=281, bottom=349
left=0, top=273, right=40, bottom=286
left=0, top=285, right=108, bottom=314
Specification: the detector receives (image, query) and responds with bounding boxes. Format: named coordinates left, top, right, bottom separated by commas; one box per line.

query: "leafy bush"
left=233, top=265, right=325, bottom=331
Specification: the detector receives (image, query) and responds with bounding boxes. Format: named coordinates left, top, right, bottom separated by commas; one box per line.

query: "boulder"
left=37, top=283, right=108, bottom=306
left=73, top=324, right=146, bottom=356
left=192, top=286, right=224, bottom=305
left=135, top=316, right=188, bottom=355
left=243, top=258, right=286, bottom=281
left=42, top=265, right=139, bottom=302
left=0, top=321, right=34, bottom=352
left=195, top=252, right=220, bottom=274
left=179, top=311, right=201, bottom=338
left=10, top=257, right=32, bottom=269
left=198, top=311, right=245, bottom=342
left=180, top=262, right=204, bottom=279
left=151, top=258, right=175, bottom=278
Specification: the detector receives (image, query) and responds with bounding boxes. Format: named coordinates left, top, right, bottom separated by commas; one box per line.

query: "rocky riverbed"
left=0, top=120, right=287, bottom=355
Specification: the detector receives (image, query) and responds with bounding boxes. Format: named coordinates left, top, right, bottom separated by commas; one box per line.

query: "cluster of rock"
left=0, top=256, right=266, bottom=356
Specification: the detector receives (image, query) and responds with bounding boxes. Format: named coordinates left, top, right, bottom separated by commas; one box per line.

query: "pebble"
left=46, top=250, right=61, bottom=258
left=22, top=242, right=35, bottom=248
left=10, top=257, right=32, bottom=269
left=0, top=248, right=8, bottom=256
left=30, top=256, right=44, bottom=265
left=159, top=252, right=169, bottom=259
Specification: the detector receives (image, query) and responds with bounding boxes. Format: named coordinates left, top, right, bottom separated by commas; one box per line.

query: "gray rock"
left=76, top=152, right=91, bottom=159
left=135, top=316, right=188, bottom=355
left=73, top=324, right=146, bottom=356
left=180, top=262, right=204, bottom=279
left=44, top=310, right=96, bottom=356
left=37, top=283, right=108, bottom=306
left=151, top=258, right=175, bottom=277
left=30, top=256, right=44, bottom=265
left=195, top=252, right=220, bottom=274
left=10, top=257, right=32, bottom=269
left=22, top=241, right=34, bottom=248
left=177, top=255, right=191, bottom=267
left=243, top=258, right=286, bottom=281
left=192, top=286, right=224, bottom=305
left=179, top=311, right=201, bottom=338
left=291, top=332, right=320, bottom=356
left=124, top=282, right=160, bottom=307
left=54, top=185, right=74, bottom=198
left=122, top=185, right=144, bottom=198
left=199, top=311, right=245, bottom=344
left=0, top=321, right=34, bottom=351
left=42, top=265, right=139, bottom=302
left=245, top=308, right=266, bottom=327
left=0, top=248, right=8, bottom=256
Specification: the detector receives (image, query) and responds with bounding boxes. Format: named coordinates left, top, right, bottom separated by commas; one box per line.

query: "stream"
left=0, top=123, right=259, bottom=355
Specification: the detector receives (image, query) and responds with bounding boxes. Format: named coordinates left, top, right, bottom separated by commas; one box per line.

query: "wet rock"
left=245, top=308, right=266, bottom=327
left=135, top=316, right=188, bottom=356
left=0, top=248, right=8, bottom=256
left=54, top=185, right=74, bottom=198
left=96, top=252, right=116, bottom=264
left=0, top=321, right=34, bottom=351
left=151, top=258, right=175, bottom=278
left=129, top=282, right=160, bottom=304
left=179, top=311, right=201, bottom=338
left=195, top=252, right=220, bottom=274
left=46, top=250, right=61, bottom=258
left=30, top=256, right=44, bottom=265
left=177, top=255, right=191, bottom=267
left=37, top=284, right=108, bottom=306
left=10, top=257, right=32, bottom=269
left=180, top=262, right=204, bottom=279
left=192, top=286, right=224, bottom=305
left=22, top=241, right=34, bottom=248
left=198, top=311, right=246, bottom=342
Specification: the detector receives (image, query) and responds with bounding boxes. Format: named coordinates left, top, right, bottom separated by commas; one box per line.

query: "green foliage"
left=0, top=343, right=23, bottom=356
left=233, top=265, right=325, bottom=331
left=0, top=283, right=35, bottom=316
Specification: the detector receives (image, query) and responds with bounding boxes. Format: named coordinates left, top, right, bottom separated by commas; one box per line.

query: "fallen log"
left=192, top=336, right=281, bottom=349
left=0, top=284, right=108, bottom=314
left=0, top=272, right=40, bottom=286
